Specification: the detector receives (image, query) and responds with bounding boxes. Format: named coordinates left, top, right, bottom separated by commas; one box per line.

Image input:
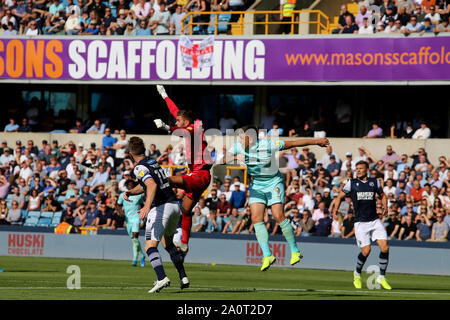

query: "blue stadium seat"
left=218, top=13, right=231, bottom=33
left=28, top=211, right=41, bottom=218
left=6, top=201, right=11, bottom=209
left=51, top=211, right=63, bottom=227
left=207, top=14, right=217, bottom=35
left=57, top=195, right=65, bottom=203
left=21, top=210, right=28, bottom=219
left=207, top=12, right=231, bottom=35
left=61, top=204, right=67, bottom=211
left=40, top=211, right=54, bottom=219
left=23, top=216, right=39, bottom=227
left=5, top=194, right=12, bottom=201
left=37, top=217, right=52, bottom=227
left=116, top=174, right=122, bottom=180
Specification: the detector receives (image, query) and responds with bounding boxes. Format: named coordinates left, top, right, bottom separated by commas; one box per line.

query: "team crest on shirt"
left=139, top=171, right=145, bottom=177
left=369, top=182, right=374, bottom=187
left=275, top=141, right=282, bottom=147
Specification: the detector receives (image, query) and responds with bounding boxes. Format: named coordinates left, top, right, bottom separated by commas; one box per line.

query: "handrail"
left=226, top=166, right=248, bottom=187
left=180, top=10, right=330, bottom=35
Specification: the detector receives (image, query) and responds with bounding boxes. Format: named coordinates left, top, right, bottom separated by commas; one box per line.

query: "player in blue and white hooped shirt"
left=124, top=136, right=189, bottom=293
left=334, top=160, right=392, bottom=290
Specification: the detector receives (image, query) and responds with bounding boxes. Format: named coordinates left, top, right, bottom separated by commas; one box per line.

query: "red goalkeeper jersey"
left=164, top=97, right=211, bottom=173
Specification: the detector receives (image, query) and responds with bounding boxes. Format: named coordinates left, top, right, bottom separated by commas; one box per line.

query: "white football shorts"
left=145, top=201, right=180, bottom=241
left=354, top=218, right=388, bottom=248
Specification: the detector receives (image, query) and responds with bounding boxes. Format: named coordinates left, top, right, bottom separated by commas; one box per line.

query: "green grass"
left=1, top=256, right=450, bottom=300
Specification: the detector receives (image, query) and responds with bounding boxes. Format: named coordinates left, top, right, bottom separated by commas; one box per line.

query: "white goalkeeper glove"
left=154, top=119, right=170, bottom=132
left=156, top=85, right=168, bottom=99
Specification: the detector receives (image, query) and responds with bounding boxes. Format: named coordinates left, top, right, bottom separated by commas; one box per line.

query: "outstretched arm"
left=283, top=138, right=329, bottom=150
left=156, top=85, right=179, bottom=119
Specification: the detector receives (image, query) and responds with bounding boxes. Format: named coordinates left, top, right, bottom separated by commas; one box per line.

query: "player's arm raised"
left=138, top=178, right=157, bottom=220
left=283, top=138, right=330, bottom=150
left=154, top=84, right=180, bottom=131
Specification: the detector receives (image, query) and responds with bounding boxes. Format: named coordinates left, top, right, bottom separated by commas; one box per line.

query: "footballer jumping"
left=154, top=85, right=212, bottom=254
left=333, top=160, right=392, bottom=290
left=230, top=126, right=329, bottom=271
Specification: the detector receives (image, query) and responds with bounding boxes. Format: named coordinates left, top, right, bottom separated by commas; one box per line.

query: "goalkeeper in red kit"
left=154, top=85, right=212, bottom=255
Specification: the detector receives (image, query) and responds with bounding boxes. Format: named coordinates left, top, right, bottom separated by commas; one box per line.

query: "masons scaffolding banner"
left=0, top=36, right=449, bottom=82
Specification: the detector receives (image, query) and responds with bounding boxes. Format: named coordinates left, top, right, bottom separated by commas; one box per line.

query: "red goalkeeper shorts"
left=181, top=169, right=211, bottom=201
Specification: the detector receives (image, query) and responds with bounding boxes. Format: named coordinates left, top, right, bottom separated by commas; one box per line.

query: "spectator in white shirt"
left=412, top=121, right=431, bottom=139
left=424, top=6, right=440, bottom=24
left=358, top=17, right=374, bottom=34
left=341, top=152, right=356, bottom=173
left=355, top=5, right=372, bottom=27
left=320, top=145, right=340, bottom=169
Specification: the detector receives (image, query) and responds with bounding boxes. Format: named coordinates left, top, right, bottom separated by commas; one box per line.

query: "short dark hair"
left=177, top=109, right=193, bottom=123
left=125, top=179, right=137, bottom=189
left=355, top=160, right=369, bottom=168
left=129, top=136, right=146, bottom=156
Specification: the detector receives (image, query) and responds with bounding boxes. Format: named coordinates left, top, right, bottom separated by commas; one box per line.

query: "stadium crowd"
left=0, top=0, right=253, bottom=36
left=0, top=124, right=449, bottom=242
left=332, top=1, right=450, bottom=35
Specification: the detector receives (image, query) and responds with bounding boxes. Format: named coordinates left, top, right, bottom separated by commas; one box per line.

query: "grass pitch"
left=0, top=256, right=450, bottom=300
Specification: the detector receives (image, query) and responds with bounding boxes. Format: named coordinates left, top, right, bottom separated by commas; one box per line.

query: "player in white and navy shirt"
left=334, top=160, right=392, bottom=290
left=124, top=136, right=189, bottom=293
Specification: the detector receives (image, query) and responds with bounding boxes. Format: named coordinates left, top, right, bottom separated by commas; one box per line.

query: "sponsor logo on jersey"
left=357, top=192, right=374, bottom=200
left=139, top=171, right=145, bottom=177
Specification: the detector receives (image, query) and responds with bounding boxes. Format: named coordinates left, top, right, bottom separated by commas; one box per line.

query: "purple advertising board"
left=0, top=36, right=449, bottom=82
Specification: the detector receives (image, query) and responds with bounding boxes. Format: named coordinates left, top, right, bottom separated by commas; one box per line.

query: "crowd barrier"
left=1, top=227, right=449, bottom=276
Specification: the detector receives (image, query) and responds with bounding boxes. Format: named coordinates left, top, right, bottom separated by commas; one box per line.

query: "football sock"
left=132, top=238, right=145, bottom=259
left=279, top=219, right=300, bottom=254
left=254, top=222, right=272, bottom=258
left=355, top=252, right=368, bottom=275
left=379, top=251, right=389, bottom=277
left=146, top=247, right=166, bottom=281
left=166, top=243, right=187, bottom=279
left=181, top=213, right=192, bottom=245
left=132, top=238, right=139, bottom=261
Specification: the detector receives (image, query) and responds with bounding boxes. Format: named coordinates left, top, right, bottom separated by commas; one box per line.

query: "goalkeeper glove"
left=154, top=119, right=170, bottom=132
left=156, top=85, right=168, bottom=99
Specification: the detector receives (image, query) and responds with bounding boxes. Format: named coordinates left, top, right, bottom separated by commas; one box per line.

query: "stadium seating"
left=51, top=211, right=63, bottom=227
left=27, top=211, right=41, bottom=218
left=23, top=216, right=39, bottom=227
left=40, top=211, right=54, bottom=219
left=36, top=217, right=52, bottom=227
left=21, top=210, right=28, bottom=220
left=57, top=195, right=66, bottom=203
left=208, top=13, right=232, bottom=35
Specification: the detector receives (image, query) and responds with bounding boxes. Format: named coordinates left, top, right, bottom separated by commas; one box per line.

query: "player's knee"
left=361, top=247, right=371, bottom=256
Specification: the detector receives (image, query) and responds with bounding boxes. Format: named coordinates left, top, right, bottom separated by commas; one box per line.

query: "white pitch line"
left=0, top=285, right=450, bottom=296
